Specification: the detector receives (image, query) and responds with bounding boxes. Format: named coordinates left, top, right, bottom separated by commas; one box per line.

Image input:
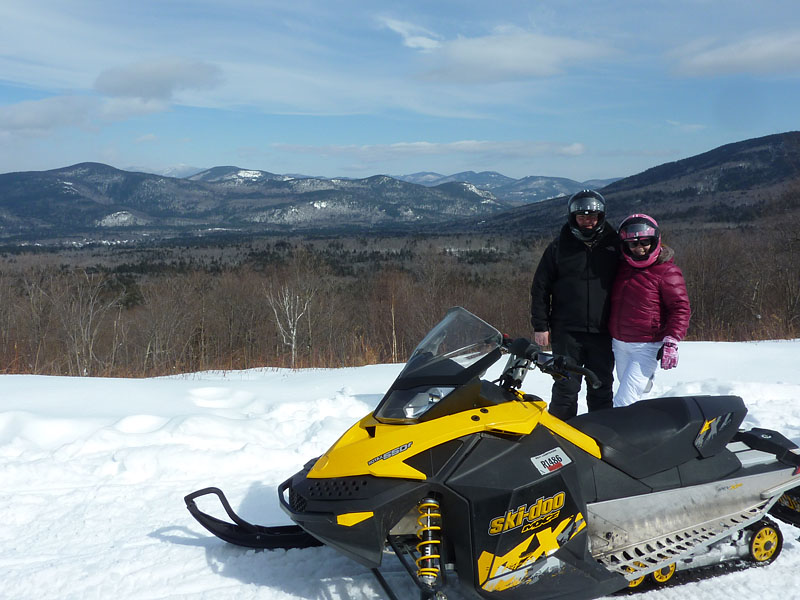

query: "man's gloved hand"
left=657, top=336, right=679, bottom=370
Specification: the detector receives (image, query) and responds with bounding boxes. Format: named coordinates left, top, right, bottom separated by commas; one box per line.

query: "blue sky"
left=1, top=1, right=799, bottom=181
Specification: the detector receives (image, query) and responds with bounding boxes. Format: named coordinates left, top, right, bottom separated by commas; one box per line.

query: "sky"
left=1, top=339, right=800, bottom=598
left=1, top=1, right=799, bottom=181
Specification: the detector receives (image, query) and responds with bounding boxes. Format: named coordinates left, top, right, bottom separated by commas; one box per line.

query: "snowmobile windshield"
left=373, top=307, right=504, bottom=424
left=401, top=307, right=503, bottom=378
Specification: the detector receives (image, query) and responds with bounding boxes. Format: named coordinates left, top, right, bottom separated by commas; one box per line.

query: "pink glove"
left=658, top=336, right=679, bottom=370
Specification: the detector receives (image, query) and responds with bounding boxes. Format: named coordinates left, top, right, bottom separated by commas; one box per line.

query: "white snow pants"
left=612, top=339, right=661, bottom=407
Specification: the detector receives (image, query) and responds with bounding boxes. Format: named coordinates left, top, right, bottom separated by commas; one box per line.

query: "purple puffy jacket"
left=608, top=245, right=691, bottom=342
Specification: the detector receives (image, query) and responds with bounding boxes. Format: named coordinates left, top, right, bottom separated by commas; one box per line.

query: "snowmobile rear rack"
left=184, top=487, right=322, bottom=550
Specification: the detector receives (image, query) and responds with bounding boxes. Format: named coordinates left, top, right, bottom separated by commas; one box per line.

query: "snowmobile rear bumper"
left=184, top=486, right=323, bottom=550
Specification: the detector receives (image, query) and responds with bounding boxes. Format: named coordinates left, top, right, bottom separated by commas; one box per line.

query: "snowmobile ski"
left=184, top=487, right=322, bottom=549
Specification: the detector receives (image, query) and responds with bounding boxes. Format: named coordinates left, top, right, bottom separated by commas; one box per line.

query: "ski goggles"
left=625, top=238, right=654, bottom=248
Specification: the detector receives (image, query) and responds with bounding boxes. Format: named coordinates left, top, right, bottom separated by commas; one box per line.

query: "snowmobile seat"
left=568, top=395, right=747, bottom=479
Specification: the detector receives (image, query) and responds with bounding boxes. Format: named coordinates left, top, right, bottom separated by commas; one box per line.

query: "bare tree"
left=134, top=276, right=197, bottom=374
left=0, top=272, right=18, bottom=371
left=50, top=269, right=124, bottom=376
left=19, top=268, right=58, bottom=373
left=204, top=269, right=270, bottom=370
left=265, top=284, right=314, bottom=368
left=263, top=249, right=327, bottom=368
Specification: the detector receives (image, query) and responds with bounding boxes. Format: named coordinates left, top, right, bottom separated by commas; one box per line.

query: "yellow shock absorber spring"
left=415, top=497, right=442, bottom=587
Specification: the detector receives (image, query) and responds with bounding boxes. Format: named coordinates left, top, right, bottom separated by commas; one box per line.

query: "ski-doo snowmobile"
left=186, top=307, right=800, bottom=600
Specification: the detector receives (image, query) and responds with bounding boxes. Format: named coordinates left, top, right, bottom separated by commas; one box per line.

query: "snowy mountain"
left=396, top=171, right=453, bottom=186
left=0, top=164, right=508, bottom=242
left=399, top=170, right=516, bottom=189
left=458, top=131, right=800, bottom=234
left=129, top=164, right=206, bottom=179
left=1, top=131, right=798, bottom=243
left=397, top=170, right=620, bottom=205
left=187, top=166, right=294, bottom=183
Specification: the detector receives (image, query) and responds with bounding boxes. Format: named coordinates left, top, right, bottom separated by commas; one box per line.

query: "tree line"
left=0, top=222, right=797, bottom=377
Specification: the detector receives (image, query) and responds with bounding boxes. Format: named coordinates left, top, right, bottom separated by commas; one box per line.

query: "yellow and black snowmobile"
left=186, top=307, right=800, bottom=600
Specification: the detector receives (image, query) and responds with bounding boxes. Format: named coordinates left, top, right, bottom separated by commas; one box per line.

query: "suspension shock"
left=415, top=497, right=443, bottom=588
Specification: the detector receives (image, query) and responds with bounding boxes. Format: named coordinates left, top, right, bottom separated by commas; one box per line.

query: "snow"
left=234, top=170, right=263, bottom=180
left=2, top=340, right=800, bottom=599
left=96, top=211, right=147, bottom=227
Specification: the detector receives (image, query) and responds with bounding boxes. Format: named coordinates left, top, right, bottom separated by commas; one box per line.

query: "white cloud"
left=272, top=139, right=586, bottom=162
left=0, top=58, right=224, bottom=138
left=378, top=17, right=441, bottom=51
left=378, top=20, right=613, bottom=84
left=673, top=31, right=800, bottom=76
left=0, top=89, right=182, bottom=140
left=135, top=134, right=158, bottom=143
left=666, top=120, right=707, bottom=133
left=94, top=58, right=223, bottom=100
left=424, top=28, right=615, bottom=83
left=100, top=97, right=170, bottom=120
left=555, top=142, right=587, bottom=156
left=0, top=96, right=97, bottom=135
left=0, top=94, right=175, bottom=138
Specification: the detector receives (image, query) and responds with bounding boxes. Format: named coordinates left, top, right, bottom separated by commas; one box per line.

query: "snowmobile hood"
left=308, top=397, right=601, bottom=480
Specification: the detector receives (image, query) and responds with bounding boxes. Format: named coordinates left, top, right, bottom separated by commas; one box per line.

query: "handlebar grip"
left=561, top=357, right=601, bottom=389
left=549, top=355, right=602, bottom=389
left=579, top=367, right=602, bottom=390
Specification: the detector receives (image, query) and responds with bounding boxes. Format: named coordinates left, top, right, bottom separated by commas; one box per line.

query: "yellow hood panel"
left=308, top=400, right=557, bottom=480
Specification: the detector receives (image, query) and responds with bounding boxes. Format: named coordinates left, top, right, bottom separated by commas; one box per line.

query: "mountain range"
left=138, top=166, right=617, bottom=205
left=395, top=171, right=618, bottom=204
left=0, top=131, right=798, bottom=244
left=455, top=131, right=800, bottom=235
left=0, top=164, right=506, bottom=242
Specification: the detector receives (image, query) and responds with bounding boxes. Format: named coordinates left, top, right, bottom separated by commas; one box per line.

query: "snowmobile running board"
left=184, top=487, right=323, bottom=550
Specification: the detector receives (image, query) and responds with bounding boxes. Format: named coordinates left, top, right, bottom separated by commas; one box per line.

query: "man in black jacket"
left=530, top=190, right=619, bottom=420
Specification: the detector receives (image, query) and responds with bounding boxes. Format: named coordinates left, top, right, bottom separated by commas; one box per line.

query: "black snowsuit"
left=530, top=223, right=619, bottom=420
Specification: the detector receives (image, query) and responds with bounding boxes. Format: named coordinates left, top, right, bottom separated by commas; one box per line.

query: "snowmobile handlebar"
left=538, top=353, right=603, bottom=390
left=501, top=335, right=602, bottom=390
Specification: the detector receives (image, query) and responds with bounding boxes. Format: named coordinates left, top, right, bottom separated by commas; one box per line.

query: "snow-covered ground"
left=2, top=339, right=800, bottom=599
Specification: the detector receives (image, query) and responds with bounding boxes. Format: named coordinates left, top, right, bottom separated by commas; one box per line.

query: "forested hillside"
left=0, top=208, right=797, bottom=377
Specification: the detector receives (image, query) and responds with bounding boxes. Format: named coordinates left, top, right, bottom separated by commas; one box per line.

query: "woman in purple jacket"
left=608, top=214, right=691, bottom=407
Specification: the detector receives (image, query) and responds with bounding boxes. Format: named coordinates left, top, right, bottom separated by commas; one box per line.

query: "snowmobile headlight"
left=374, top=386, right=455, bottom=423
left=404, top=387, right=454, bottom=419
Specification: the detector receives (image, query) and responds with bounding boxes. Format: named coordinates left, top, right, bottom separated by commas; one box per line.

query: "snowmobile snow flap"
left=184, top=487, right=322, bottom=549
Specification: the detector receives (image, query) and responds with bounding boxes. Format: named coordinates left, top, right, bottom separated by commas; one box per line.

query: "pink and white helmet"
left=619, top=214, right=661, bottom=268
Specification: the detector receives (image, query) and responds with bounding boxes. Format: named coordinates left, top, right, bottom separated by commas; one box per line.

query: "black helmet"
left=567, top=190, right=606, bottom=241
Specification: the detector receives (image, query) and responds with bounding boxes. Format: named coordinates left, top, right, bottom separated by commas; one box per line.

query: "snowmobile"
left=186, top=306, right=800, bottom=600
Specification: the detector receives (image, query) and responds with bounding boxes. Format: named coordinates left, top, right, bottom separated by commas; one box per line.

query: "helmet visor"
left=570, top=197, right=604, bottom=214
left=620, top=222, right=657, bottom=240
